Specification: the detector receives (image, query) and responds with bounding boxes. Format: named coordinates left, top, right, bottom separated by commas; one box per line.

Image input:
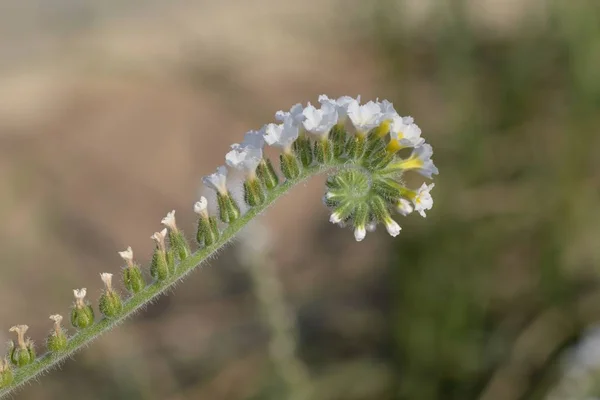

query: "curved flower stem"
left=0, top=162, right=340, bottom=398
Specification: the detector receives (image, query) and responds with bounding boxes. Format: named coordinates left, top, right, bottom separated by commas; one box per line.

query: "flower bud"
left=119, top=247, right=145, bottom=294
left=243, top=177, right=266, bottom=207
left=314, top=138, right=333, bottom=164
left=0, top=359, right=13, bottom=388
left=99, top=273, right=123, bottom=318
left=345, top=134, right=366, bottom=160
left=293, top=135, right=313, bottom=168
left=71, top=288, right=95, bottom=329
left=47, top=315, right=67, bottom=352
left=161, top=210, right=191, bottom=262
left=150, top=229, right=170, bottom=281
left=329, top=124, right=347, bottom=158
left=9, top=325, right=35, bottom=366
left=216, top=192, right=241, bottom=223
left=256, top=158, right=279, bottom=190
left=280, top=152, right=300, bottom=180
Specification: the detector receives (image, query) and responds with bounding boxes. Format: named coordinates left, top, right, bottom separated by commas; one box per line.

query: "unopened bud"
left=329, top=124, right=347, bottom=158
left=47, top=314, right=67, bottom=352
left=243, top=177, right=266, bottom=207
left=293, top=135, right=313, bottom=168
left=0, top=359, right=13, bottom=388
left=256, top=158, right=279, bottom=190
left=280, top=152, right=300, bottom=180
left=99, top=273, right=123, bottom=318
left=71, top=288, right=95, bottom=329
left=162, top=210, right=191, bottom=262
left=314, top=137, right=333, bottom=164
left=216, top=192, right=240, bottom=223
left=119, top=247, right=145, bottom=294
left=151, top=229, right=171, bottom=281
left=9, top=325, right=35, bottom=366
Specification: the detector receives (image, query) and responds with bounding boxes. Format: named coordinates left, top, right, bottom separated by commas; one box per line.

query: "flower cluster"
left=0, top=95, right=439, bottom=393
left=201, top=94, right=438, bottom=242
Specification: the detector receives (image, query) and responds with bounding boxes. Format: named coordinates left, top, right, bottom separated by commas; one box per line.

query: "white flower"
left=318, top=94, right=360, bottom=123
left=264, top=120, right=299, bottom=151
left=49, top=314, right=63, bottom=324
left=354, top=226, right=366, bottom=242
left=413, top=183, right=435, bottom=217
left=151, top=228, right=168, bottom=250
left=396, top=198, right=414, bottom=216
left=241, top=128, right=266, bottom=149
left=100, top=273, right=113, bottom=290
left=275, top=103, right=305, bottom=126
left=377, top=99, right=399, bottom=123
left=225, top=143, right=262, bottom=173
left=411, top=144, right=439, bottom=178
left=9, top=325, right=28, bottom=335
left=347, top=100, right=382, bottom=134
left=194, top=196, right=208, bottom=216
left=329, top=211, right=343, bottom=224
left=161, top=210, right=177, bottom=230
left=302, top=101, right=338, bottom=137
left=384, top=219, right=402, bottom=237
left=389, top=115, right=425, bottom=149
left=366, top=221, right=377, bottom=232
left=118, top=246, right=133, bottom=262
left=202, top=165, right=228, bottom=194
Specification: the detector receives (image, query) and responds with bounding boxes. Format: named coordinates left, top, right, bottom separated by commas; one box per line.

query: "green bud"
left=8, top=325, right=35, bottom=367
left=244, top=177, right=266, bottom=207
left=362, top=136, right=385, bottom=163
left=256, top=158, right=279, bottom=189
left=0, top=359, right=13, bottom=388
left=123, top=264, right=145, bottom=294
left=119, top=247, right=145, bottom=294
left=345, top=134, right=366, bottom=160
left=280, top=152, right=300, bottom=180
left=217, top=192, right=240, bottom=223
left=150, top=249, right=170, bottom=281
left=47, top=315, right=68, bottom=352
left=330, top=124, right=347, bottom=158
left=372, top=178, right=404, bottom=201
left=370, top=195, right=393, bottom=224
left=293, top=135, right=313, bottom=168
left=168, top=230, right=191, bottom=262
left=166, top=248, right=176, bottom=274
left=71, top=289, right=95, bottom=329
left=353, top=203, right=369, bottom=231
left=329, top=201, right=354, bottom=224
left=314, top=138, right=333, bottom=164
left=99, top=273, right=123, bottom=318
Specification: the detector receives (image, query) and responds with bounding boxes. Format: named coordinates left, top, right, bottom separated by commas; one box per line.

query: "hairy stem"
left=0, top=162, right=338, bottom=398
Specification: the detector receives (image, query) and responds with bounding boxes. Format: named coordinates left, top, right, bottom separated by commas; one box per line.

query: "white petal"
left=385, top=220, right=402, bottom=237
left=354, top=226, right=366, bottom=242
left=194, top=197, right=208, bottom=215
left=118, top=246, right=133, bottom=261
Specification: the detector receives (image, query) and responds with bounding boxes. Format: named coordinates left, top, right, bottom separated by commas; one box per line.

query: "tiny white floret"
left=263, top=120, right=299, bottom=151
left=396, top=198, right=414, bottom=216
left=318, top=94, right=361, bottom=123
left=118, top=246, right=133, bottom=262
left=226, top=143, right=262, bottom=173
left=413, top=183, right=435, bottom=218
left=194, top=196, right=208, bottom=216
left=302, top=102, right=338, bottom=137
left=49, top=314, right=63, bottom=324
left=354, top=226, right=366, bottom=242
left=329, top=212, right=342, bottom=224
left=385, top=219, right=402, bottom=237
left=161, top=210, right=177, bottom=230
left=275, top=103, right=306, bottom=126
left=202, top=165, right=229, bottom=194
left=389, top=115, right=425, bottom=149
left=100, top=273, right=113, bottom=290
left=347, top=100, right=382, bottom=134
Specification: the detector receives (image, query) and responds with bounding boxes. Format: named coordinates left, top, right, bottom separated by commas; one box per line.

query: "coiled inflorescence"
left=0, top=95, right=438, bottom=394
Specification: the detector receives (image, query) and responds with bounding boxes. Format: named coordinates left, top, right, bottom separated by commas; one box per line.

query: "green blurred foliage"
left=371, top=0, right=600, bottom=398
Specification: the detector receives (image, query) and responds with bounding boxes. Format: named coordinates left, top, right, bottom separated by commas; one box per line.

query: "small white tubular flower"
left=329, top=211, right=342, bottom=224
left=263, top=120, right=299, bottom=151
left=302, top=101, right=338, bottom=137
left=100, top=273, right=113, bottom=290
left=193, top=196, right=208, bottom=216
left=396, top=198, right=414, bottom=216
left=225, top=143, right=262, bottom=174
left=73, top=288, right=87, bottom=307
left=151, top=228, right=168, bottom=244
left=389, top=115, right=425, bottom=149
left=413, top=183, right=435, bottom=217
left=161, top=210, right=177, bottom=230
left=241, top=128, right=266, bottom=149
left=318, top=94, right=360, bottom=123
left=49, top=314, right=63, bottom=324
left=354, top=226, right=366, bottom=242
left=202, top=165, right=229, bottom=194
left=384, top=219, right=402, bottom=237
left=377, top=99, right=398, bottom=123
left=411, top=143, right=439, bottom=178
left=118, top=246, right=133, bottom=263
left=275, top=103, right=305, bottom=126
left=347, top=100, right=382, bottom=134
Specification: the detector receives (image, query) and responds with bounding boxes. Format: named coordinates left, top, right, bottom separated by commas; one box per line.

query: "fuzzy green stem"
left=0, top=161, right=351, bottom=398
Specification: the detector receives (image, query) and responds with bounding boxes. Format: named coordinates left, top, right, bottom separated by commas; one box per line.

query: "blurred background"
left=1, top=0, right=600, bottom=399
